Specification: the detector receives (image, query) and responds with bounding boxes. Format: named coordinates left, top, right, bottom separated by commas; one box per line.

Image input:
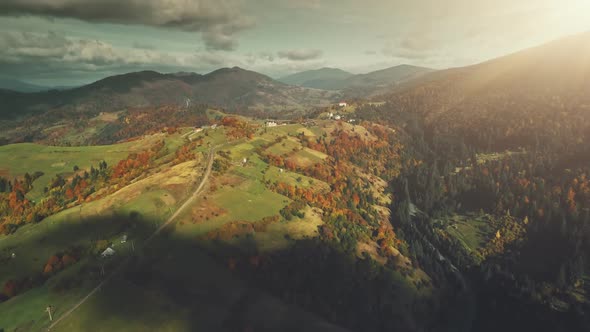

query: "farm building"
left=338, top=102, right=347, bottom=107
left=266, top=121, right=278, bottom=127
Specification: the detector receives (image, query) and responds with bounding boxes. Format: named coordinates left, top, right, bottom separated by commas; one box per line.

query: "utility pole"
left=46, top=306, right=53, bottom=322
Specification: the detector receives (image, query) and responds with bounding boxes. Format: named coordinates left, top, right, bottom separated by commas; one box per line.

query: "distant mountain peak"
left=278, top=68, right=355, bottom=90
left=279, top=65, right=433, bottom=92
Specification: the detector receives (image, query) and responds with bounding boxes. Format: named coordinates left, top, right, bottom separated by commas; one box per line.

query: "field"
left=436, top=214, right=495, bottom=264
left=476, top=149, right=526, bottom=164
left=172, top=135, right=328, bottom=252
left=252, top=206, right=324, bottom=252
left=0, top=166, right=188, bottom=285
left=265, top=166, right=329, bottom=190
left=0, top=212, right=143, bottom=330
left=175, top=150, right=290, bottom=239
left=0, top=118, right=359, bottom=331
left=0, top=154, right=203, bottom=330
left=290, top=147, right=327, bottom=167
left=0, top=133, right=183, bottom=201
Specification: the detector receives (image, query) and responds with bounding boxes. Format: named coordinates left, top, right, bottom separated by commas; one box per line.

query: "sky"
left=0, top=0, right=589, bottom=86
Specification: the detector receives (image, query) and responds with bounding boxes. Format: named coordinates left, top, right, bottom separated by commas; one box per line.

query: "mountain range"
left=278, top=68, right=355, bottom=89
left=0, top=78, right=75, bottom=93
left=278, top=65, right=433, bottom=92
left=375, top=30, right=590, bottom=152
left=0, top=64, right=435, bottom=122
left=0, top=79, right=51, bottom=93
left=2, top=28, right=590, bottom=332
left=1, top=32, right=589, bottom=141
left=0, top=67, right=340, bottom=120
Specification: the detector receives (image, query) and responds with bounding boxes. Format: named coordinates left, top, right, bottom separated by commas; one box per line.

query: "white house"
left=339, top=102, right=348, bottom=107
left=194, top=127, right=203, bottom=133
left=101, top=247, right=116, bottom=258
left=328, top=112, right=334, bottom=119
left=266, top=121, right=278, bottom=127
left=334, top=115, right=342, bottom=120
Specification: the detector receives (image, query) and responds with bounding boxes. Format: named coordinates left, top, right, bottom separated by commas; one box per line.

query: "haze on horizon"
left=0, top=0, right=589, bottom=86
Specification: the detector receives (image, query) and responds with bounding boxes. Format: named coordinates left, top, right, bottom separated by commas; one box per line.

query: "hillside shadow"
left=4, top=212, right=587, bottom=332
left=0, top=214, right=356, bottom=332
left=12, top=209, right=579, bottom=332
left=465, top=234, right=590, bottom=332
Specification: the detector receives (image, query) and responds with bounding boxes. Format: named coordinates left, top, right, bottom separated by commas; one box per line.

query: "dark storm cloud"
left=0, top=0, right=253, bottom=50
left=277, top=49, right=323, bottom=61
left=200, top=19, right=254, bottom=51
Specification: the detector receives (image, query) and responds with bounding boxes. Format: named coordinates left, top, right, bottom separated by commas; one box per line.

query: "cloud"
left=258, top=52, right=275, bottom=62
left=0, top=31, right=167, bottom=67
left=245, top=51, right=275, bottom=65
left=254, top=60, right=328, bottom=78
left=201, top=17, right=254, bottom=51
left=277, top=49, right=323, bottom=61
left=283, top=0, right=322, bottom=10
left=193, top=51, right=236, bottom=67
left=381, top=44, right=435, bottom=60
left=0, top=30, right=236, bottom=83
left=380, top=27, right=439, bottom=60
left=398, top=36, right=434, bottom=52
left=132, top=42, right=156, bottom=50
left=0, top=0, right=253, bottom=50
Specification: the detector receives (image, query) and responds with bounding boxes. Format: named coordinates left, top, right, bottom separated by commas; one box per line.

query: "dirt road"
left=46, top=148, right=216, bottom=331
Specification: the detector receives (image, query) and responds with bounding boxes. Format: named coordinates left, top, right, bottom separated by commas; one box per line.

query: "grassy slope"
left=444, top=214, right=494, bottom=251
left=435, top=213, right=495, bottom=265
left=0, top=133, right=202, bottom=330
left=0, top=120, right=407, bottom=331
left=0, top=125, right=344, bottom=330
left=0, top=133, right=174, bottom=201
left=174, top=124, right=331, bottom=251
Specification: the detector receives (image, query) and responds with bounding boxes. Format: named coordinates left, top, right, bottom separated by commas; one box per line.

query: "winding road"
left=46, top=148, right=216, bottom=331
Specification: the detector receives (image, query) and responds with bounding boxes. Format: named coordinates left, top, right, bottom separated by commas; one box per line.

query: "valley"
left=1, top=29, right=590, bottom=332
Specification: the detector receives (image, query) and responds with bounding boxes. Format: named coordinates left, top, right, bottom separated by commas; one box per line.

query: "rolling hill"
left=3, top=28, right=590, bottom=332
left=0, top=79, right=53, bottom=93
left=279, top=65, right=434, bottom=95
left=344, top=65, right=433, bottom=89
left=0, top=67, right=339, bottom=121
left=374, top=31, right=590, bottom=152
left=0, top=117, right=426, bottom=331
left=278, top=68, right=354, bottom=90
